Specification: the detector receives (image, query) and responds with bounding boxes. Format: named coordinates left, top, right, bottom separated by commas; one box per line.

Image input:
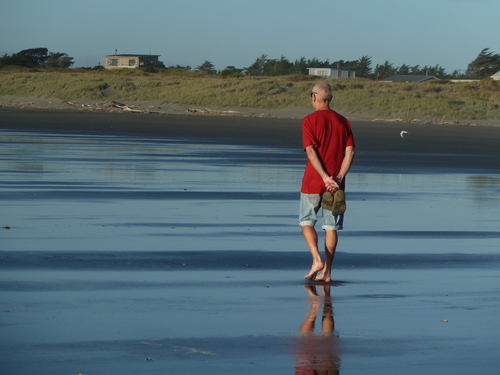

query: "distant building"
left=307, top=68, right=356, bottom=78
left=450, top=76, right=486, bottom=83
left=381, top=75, right=438, bottom=83
left=103, top=53, right=160, bottom=69
left=491, top=70, right=500, bottom=80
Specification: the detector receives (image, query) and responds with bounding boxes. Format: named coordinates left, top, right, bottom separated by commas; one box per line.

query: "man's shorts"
left=299, top=193, right=344, bottom=231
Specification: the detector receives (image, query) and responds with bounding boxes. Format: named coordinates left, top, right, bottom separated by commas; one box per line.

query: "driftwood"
left=107, top=100, right=144, bottom=113
left=64, top=100, right=154, bottom=113
left=185, top=107, right=244, bottom=115
left=371, top=117, right=404, bottom=123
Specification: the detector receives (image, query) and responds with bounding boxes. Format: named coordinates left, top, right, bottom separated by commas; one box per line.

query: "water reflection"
left=466, top=176, right=500, bottom=203
left=0, top=131, right=301, bottom=190
left=295, top=284, right=340, bottom=374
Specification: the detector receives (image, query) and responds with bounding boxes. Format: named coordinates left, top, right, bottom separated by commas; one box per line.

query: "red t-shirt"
left=300, top=109, right=355, bottom=194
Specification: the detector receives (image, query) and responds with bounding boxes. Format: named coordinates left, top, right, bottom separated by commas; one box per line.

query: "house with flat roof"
left=103, top=54, right=160, bottom=69
left=381, top=75, right=438, bottom=83
left=307, top=67, right=356, bottom=78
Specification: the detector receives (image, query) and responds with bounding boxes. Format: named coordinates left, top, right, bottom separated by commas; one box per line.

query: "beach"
left=1, top=109, right=499, bottom=374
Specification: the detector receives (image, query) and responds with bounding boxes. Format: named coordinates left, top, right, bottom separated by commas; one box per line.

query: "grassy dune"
left=1, top=69, right=499, bottom=121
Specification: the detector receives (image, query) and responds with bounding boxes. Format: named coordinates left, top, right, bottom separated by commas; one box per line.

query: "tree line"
left=197, top=48, right=500, bottom=79
left=0, top=48, right=74, bottom=69
left=2, top=47, right=499, bottom=80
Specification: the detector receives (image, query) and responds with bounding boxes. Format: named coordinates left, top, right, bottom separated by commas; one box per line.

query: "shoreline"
left=1, top=95, right=499, bottom=127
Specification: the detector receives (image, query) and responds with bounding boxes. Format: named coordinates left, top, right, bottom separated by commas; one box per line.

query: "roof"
left=491, top=70, right=500, bottom=78
left=381, top=75, right=438, bottom=82
left=104, top=54, right=160, bottom=58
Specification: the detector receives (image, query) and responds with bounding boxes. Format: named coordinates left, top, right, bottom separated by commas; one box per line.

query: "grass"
left=1, top=68, right=499, bottom=121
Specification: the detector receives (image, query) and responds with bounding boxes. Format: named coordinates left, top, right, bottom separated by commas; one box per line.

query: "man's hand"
left=323, top=176, right=339, bottom=192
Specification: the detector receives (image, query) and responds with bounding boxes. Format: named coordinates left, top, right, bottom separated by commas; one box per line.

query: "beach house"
left=307, top=68, right=356, bottom=78
left=104, top=53, right=160, bottom=69
left=491, top=70, right=500, bottom=80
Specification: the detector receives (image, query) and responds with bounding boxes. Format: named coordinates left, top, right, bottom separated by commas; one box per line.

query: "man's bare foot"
left=315, top=272, right=332, bottom=283
left=304, top=263, right=324, bottom=280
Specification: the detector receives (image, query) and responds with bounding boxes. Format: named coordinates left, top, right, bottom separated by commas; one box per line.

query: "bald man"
left=299, top=82, right=355, bottom=282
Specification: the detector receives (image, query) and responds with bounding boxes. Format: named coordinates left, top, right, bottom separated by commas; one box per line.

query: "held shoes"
left=321, top=190, right=346, bottom=216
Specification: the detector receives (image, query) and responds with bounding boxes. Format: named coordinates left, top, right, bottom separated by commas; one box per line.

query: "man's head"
left=311, top=82, right=333, bottom=104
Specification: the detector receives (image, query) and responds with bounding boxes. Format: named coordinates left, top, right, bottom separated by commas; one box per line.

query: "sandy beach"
left=1, top=108, right=499, bottom=374
left=2, top=94, right=500, bottom=127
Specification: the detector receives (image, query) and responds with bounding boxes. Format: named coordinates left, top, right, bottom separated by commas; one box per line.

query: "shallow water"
left=1, top=130, right=498, bottom=252
left=1, top=129, right=499, bottom=374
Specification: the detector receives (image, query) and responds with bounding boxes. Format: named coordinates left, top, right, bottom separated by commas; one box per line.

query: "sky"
left=1, top=0, right=499, bottom=74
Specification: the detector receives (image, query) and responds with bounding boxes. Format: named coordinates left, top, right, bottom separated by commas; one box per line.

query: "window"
left=129, top=59, right=137, bottom=67
left=108, top=59, right=118, bottom=66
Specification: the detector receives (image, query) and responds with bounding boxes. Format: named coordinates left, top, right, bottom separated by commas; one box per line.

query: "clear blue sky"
left=1, top=0, right=498, bottom=74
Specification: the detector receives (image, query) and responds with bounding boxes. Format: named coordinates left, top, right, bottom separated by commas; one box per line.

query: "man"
left=300, top=82, right=355, bottom=282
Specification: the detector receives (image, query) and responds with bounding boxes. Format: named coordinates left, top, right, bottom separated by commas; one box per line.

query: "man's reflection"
left=295, top=284, right=340, bottom=375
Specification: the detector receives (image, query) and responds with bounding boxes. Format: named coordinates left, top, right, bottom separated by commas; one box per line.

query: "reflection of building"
left=103, top=53, right=160, bottom=69
left=308, top=67, right=356, bottom=78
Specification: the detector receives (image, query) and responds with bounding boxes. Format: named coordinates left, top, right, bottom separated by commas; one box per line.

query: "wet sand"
left=1, top=109, right=500, bottom=374
left=2, top=108, right=500, bottom=172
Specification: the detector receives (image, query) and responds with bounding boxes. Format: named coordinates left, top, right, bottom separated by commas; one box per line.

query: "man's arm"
left=305, top=145, right=355, bottom=191
left=305, top=145, right=339, bottom=191
left=334, top=145, right=355, bottom=185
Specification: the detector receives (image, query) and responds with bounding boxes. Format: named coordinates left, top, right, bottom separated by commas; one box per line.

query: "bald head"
left=312, top=82, right=333, bottom=103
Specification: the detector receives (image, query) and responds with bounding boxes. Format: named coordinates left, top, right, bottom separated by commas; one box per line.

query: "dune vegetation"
left=1, top=68, right=499, bottom=121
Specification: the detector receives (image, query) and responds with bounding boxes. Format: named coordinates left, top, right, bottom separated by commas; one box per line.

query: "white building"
left=103, top=54, right=160, bottom=69
left=491, top=70, right=500, bottom=80
left=307, top=68, right=356, bottom=78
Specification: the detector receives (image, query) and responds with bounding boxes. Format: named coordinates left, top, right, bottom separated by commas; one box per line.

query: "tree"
left=143, top=60, right=166, bottom=73
left=0, top=47, right=48, bottom=67
left=15, top=47, right=48, bottom=67
left=0, top=53, right=15, bottom=67
left=168, top=64, right=191, bottom=70
left=410, top=65, right=421, bottom=75
left=306, top=57, right=321, bottom=68
left=451, top=69, right=464, bottom=78
left=44, top=52, right=74, bottom=69
left=219, top=66, right=243, bottom=76
left=196, top=60, right=216, bottom=74
left=264, top=55, right=292, bottom=76
left=466, top=48, right=500, bottom=76
left=244, top=54, right=268, bottom=76
left=397, top=64, right=411, bottom=75
left=290, top=56, right=308, bottom=75
left=307, top=57, right=329, bottom=68
left=0, top=47, right=75, bottom=69
left=423, top=64, right=447, bottom=78
left=330, top=59, right=344, bottom=69
left=353, top=55, right=372, bottom=78
left=374, top=61, right=397, bottom=79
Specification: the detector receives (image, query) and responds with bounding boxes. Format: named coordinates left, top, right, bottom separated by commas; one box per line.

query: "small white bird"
left=400, top=131, right=409, bottom=138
